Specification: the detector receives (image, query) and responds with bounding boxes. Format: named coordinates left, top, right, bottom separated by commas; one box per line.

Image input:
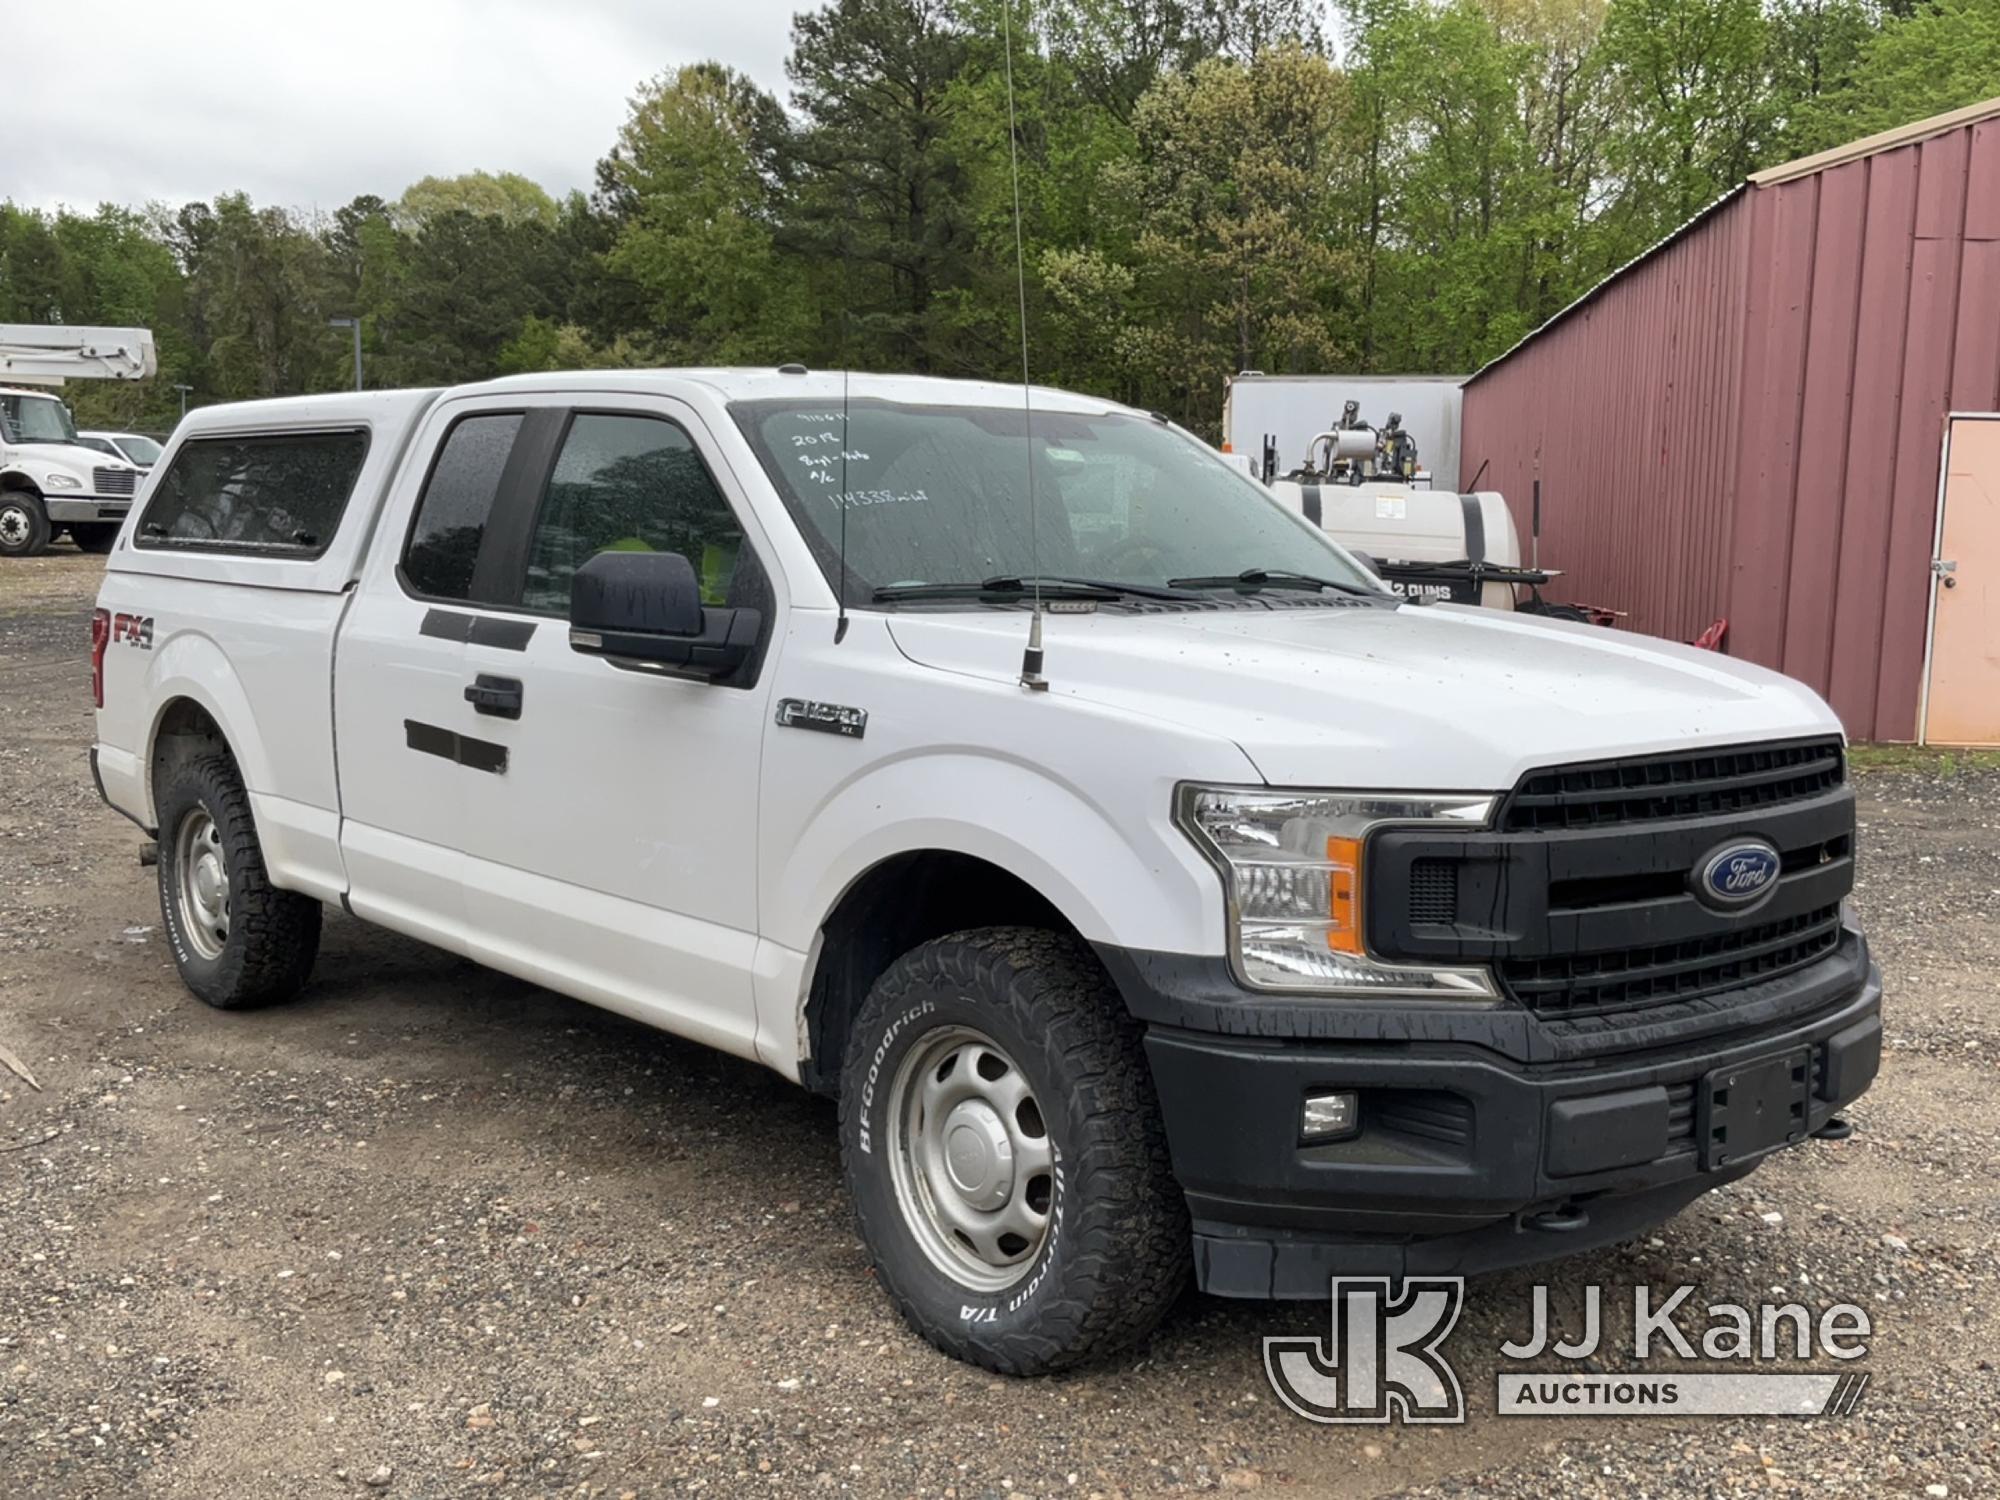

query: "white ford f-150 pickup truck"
left=90, top=369, right=1882, bottom=1374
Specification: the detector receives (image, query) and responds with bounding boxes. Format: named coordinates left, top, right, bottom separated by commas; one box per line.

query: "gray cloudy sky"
left=12, top=0, right=797, bottom=213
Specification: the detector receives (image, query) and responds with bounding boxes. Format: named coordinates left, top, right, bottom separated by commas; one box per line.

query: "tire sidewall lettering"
left=965, top=1154, right=1064, bottom=1323
left=158, top=790, right=223, bottom=983
left=856, top=999, right=934, bottom=1156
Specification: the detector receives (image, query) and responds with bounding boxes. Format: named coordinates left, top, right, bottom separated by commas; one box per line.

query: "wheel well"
left=800, top=852, right=1081, bottom=1096
left=150, top=698, right=234, bottom=808
left=1, top=472, right=43, bottom=497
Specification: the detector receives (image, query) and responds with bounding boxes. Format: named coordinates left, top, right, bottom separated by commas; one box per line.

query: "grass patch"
left=1847, top=744, right=2000, bottom=776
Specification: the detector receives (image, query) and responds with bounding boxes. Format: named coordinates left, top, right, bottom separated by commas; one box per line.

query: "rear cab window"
left=400, top=412, right=526, bottom=601
left=138, top=430, right=369, bottom=557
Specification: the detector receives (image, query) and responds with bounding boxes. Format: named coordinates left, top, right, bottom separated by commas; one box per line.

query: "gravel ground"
left=1, top=547, right=1995, bottom=1499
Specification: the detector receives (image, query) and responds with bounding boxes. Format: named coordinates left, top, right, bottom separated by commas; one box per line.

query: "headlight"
left=43, top=473, right=81, bottom=490
left=1176, top=784, right=1499, bottom=999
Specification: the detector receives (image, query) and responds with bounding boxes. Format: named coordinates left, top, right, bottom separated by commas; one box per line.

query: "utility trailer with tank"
left=90, top=368, right=1881, bottom=1374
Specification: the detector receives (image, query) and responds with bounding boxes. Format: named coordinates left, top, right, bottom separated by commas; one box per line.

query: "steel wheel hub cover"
left=174, top=808, right=230, bottom=960
left=886, top=1025, right=1056, bottom=1292
left=939, top=1099, right=1015, bottom=1209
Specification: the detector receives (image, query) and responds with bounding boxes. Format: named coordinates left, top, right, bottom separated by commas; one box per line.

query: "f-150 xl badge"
left=775, top=698, right=867, bottom=739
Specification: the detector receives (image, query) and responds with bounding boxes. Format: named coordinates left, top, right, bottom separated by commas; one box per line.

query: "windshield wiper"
left=872, top=575, right=1196, bottom=603
left=1167, top=567, right=1376, bottom=597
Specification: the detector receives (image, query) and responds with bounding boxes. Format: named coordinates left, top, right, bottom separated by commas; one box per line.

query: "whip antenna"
left=1000, top=0, right=1048, bottom=691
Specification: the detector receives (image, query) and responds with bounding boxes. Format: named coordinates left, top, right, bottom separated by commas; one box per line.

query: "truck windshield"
left=732, top=397, right=1382, bottom=606
left=0, top=393, right=80, bottom=446
left=118, top=435, right=163, bottom=464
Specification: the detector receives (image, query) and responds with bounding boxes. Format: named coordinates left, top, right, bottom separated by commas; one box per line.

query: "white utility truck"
left=0, top=325, right=157, bottom=556
left=90, top=370, right=1881, bottom=1374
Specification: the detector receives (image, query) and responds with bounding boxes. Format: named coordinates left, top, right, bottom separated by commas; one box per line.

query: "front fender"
left=769, top=746, right=1234, bottom=958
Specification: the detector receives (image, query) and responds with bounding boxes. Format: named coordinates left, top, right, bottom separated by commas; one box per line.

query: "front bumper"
left=1098, top=932, right=1881, bottom=1298
left=44, top=496, right=131, bottom=524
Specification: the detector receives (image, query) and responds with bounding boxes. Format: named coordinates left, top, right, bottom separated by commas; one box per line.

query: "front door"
left=448, top=398, right=781, bottom=1061
left=1923, top=416, right=2000, bottom=747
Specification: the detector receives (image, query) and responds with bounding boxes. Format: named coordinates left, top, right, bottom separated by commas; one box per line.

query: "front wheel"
left=839, top=928, right=1189, bottom=1374
left=0, top=494, right=51, bottom=557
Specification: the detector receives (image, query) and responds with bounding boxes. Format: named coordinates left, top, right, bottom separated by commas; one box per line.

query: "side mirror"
left=568, top=550, right=760, bottom=681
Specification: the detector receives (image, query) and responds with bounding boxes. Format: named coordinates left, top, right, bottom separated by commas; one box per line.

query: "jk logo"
left=1264, top=1277, right=1466, bottom=1424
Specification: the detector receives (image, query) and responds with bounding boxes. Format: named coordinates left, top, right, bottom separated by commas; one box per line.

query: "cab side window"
left=520, top=414, right=747, bottom=615
left=402, top=412, right=524, bottom=601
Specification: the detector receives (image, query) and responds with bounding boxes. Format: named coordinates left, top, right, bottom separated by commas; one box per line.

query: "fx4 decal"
left=112, top=613, right=154, bottom=649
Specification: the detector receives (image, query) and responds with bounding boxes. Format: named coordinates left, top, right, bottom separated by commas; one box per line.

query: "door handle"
left=464, top=674, right=523, bottom=719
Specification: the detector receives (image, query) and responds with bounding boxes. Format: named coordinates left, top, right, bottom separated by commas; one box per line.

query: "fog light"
left=1301, top=1091, right=1359, bottom=1141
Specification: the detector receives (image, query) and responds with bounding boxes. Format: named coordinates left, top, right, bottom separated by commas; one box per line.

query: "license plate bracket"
left=1698, top=1047, right=1812, bottom=1170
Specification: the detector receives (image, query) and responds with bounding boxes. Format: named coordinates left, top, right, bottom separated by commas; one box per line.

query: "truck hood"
left=6, top=442, right=120, bottom=480
left=884, top=602, right=1842, bottom=789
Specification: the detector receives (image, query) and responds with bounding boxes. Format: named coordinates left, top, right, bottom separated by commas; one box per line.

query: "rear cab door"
left=335, top=394, right=569, bottom=950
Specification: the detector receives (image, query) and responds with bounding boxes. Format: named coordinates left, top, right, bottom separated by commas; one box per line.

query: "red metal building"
left=1458, top=96, right=2000, bottom=742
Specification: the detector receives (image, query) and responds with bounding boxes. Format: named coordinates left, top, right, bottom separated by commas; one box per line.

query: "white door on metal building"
left=1922, top=415, right=2000, bottom=747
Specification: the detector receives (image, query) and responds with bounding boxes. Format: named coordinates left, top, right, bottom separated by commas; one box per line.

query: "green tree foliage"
left=1, top=0, right=1985, bottom=439
left=396, top=170, right=560, bottom=229
left=1788, top=0, right=2000, bottom=149
left=781, top=0, right=981, bottom=370
left=601, top=64, right=810, bottom=361
left=1599, top=0, right=1771, bottom=223
left=1042, top=0, right=1326, bottom=119
left=1118, top=44, right=1355, bottom=423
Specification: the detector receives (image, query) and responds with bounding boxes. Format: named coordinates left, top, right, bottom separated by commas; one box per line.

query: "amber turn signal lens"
left=1324, top=834, right=1362, bottom=953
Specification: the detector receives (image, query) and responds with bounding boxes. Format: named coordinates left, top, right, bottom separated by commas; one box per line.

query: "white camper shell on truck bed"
left=91, top=369, right=1882, bottom=1376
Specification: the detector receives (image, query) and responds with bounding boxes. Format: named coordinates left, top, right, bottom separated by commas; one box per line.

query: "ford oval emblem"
left=1694, top=840, right=1782, bottom=909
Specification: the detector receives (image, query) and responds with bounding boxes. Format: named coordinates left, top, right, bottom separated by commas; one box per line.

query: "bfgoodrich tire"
left=0, top=493, right=51, bottom=557
left=155, top=752, right=321, bottom=1009
left=839, top=927, right=1189, bottom=1374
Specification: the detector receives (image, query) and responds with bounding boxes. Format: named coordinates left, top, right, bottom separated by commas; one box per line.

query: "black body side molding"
left=404, top=719, right=509, bottom=774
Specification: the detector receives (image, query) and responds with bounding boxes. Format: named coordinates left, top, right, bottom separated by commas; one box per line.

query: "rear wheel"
left=155, top=752, right=321, bottom=1008
left=839, top=928, right=1189, bottom=1374
left=0, top=494, right=50, bottom=558
left=69, top=522, right=119, bottom=553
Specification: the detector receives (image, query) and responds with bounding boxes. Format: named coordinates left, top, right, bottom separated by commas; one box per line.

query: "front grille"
left=93, top=466, right=137, bottom=496
left=1499, top=904, right=1844, bottom=1017
left=1502, top=738, right=1845, bottom=832
left=1408, top=858, right=1458, bottom=923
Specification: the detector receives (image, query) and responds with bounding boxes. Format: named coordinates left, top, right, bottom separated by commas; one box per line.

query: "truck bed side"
left=92, top=390, right=441, bottom=904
